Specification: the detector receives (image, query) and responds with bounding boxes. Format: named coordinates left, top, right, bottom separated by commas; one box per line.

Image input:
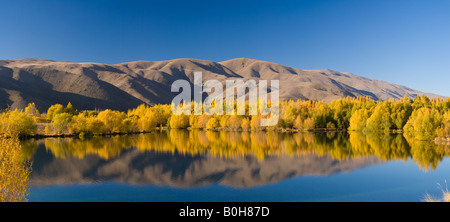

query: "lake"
left=20, top=130, right=450, bottom=202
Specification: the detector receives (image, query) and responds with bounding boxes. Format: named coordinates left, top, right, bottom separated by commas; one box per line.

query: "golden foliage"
left=0, top=135, right=31, bottom=202
left=19, top=130, right=450, bottom=171
left=0, top=109, right=37, bottom=137
left=3, top=95, right=450, bottom=141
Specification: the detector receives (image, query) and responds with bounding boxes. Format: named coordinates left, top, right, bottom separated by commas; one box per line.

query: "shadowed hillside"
left=0, top=58, right=442, bottom=111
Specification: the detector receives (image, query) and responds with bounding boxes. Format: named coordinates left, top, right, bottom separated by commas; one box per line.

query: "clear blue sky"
left=1, top=0, right=449, bottom=96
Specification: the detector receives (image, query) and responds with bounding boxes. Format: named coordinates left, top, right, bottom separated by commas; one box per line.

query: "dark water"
left=20, top=130, right=450, bottom=202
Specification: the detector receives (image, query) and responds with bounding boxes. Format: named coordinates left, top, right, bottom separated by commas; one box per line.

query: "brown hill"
left=0, top=58, right=442, bottom=112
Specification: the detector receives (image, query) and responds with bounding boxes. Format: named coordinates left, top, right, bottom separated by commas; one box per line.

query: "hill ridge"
left=0, top=58, right=443, bottom=112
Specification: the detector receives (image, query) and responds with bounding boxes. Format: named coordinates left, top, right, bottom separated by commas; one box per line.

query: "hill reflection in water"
left=21, top=130, right=450, bottom=188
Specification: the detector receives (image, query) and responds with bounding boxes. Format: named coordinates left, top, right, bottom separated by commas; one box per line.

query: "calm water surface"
left=20, top=130, right=450, bottom=202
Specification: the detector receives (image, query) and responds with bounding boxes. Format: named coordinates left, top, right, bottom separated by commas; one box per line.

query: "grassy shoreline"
left=26, top=122, right=436, bottom=141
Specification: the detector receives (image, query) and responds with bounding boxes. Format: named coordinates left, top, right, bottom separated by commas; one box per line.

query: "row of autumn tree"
left=1, top=95, right=450, bottom=140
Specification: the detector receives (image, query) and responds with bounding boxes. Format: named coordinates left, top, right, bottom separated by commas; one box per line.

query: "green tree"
left=312, top=103, right=334, bottom=129
left=412, top=95, right=432, bottom=110
left=404, top=107, right=443, bottom=141
left=442, top=111, right=450, bottom=138
left=69, top=114, right=88, bottom=134
left=1, top=110, right=37, bottom=137
left=282, top=105, right=299, bottom=128
left=64, top=102, right=75, bottom=115
left=349, top=108, right=372, bottom=132
left=86, top=117, right=105, bottom=135
left=366, top=101, right=393, bottom=132
left=330, top=98, right=354, bottom=129
left=390, top=99, right=413, bottom=129
left=46, top=104, right=64, bottom=121
left=51, top=113, right=72, bottom=135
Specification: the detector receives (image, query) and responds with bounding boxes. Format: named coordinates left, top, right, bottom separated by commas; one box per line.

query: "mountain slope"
left=220, top=58, right=441, bottom=102
left=0, top=58, right=443, bottom=112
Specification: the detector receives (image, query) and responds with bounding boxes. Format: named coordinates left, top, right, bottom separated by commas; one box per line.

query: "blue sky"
left=1, top=0, right=449, bottom=96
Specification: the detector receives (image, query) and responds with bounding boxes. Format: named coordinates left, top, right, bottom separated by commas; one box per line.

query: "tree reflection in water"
left=20, top=130, right=450, bottom=172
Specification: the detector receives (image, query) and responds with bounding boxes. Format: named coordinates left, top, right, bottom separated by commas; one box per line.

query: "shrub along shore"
left=1, top=95, right=450, bottom=142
